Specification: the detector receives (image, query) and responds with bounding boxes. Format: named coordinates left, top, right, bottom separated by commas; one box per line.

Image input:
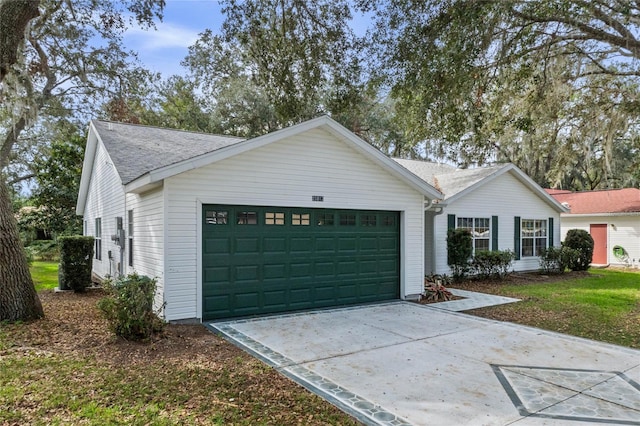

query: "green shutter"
left=491, top=216, right=498, bottom=251
left=514, top=216, right=521, bottom=260
left=548, top=217, right=554, bottom=248
left=447, top=214, right=456, bottom=230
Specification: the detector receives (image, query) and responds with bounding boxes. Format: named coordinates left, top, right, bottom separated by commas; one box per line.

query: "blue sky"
left=122, top=0, right=371, bottom=78
left=123, top=0, right=225, bottom=76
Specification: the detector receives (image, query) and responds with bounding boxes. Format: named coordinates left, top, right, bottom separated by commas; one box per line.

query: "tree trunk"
left=0, top=0, right=40, bottom=82
left=0, top=177, right=43, bottom=321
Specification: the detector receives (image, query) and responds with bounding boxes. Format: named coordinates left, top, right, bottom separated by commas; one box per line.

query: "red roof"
left=547, top=188, right=640, bottom=214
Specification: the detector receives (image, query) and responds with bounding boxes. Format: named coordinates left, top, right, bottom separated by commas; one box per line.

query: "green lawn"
left=470, top=269, right=640, bottom=348
left=29, top=261, right=59, bottom=291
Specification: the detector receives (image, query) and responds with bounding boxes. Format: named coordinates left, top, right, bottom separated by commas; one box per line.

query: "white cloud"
left=124, top=21, right=201, bottom=51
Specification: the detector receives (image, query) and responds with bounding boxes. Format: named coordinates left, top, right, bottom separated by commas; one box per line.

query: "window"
left=521, top=219, right=547, bottom=257
left=361, top=214, right=377, bottom=226
left=457, top=217, right=490, bottom=253
left=128, top=210, right=134, bottom=267
left=206, top=210, right=228, bottom=225
left=382, top=215, right=395, bottom=226
left=292, top=213, right=310, bottom=225
left=316, top=213, right=334, bottom=226
left=339, top=214, right=356, bottom=226
left=95, top=218, right=102, bottom=260
left=265, top=212, right=285, bottom=225
left=83, top=220, right=87, bottom=236
left=237, top=211, right=257, bottom=224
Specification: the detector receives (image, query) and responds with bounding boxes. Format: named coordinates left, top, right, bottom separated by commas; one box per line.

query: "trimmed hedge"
left=470, top=250, right=515, bottom=279
left=58, top=236, right=94, bottom=292
left=563, top=229, right=594, bottom=271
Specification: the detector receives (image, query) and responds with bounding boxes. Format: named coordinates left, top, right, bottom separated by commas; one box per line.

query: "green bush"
left=58, top=236, right=94, bottom=292
left=98, top=273, right=165, bottom=341
left=470, top=250, right=515, bottom=279
left=563, top=229, right=594, bottom=271
left=447, top=228, right=473, bottom=280
left=538, top=246, right=580, bottom=274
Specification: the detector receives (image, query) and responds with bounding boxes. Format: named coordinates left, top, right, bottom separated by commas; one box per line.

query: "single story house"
left=76, top=116, right=442, bottom=321
left=395, top=160, right=568, bottom=275
left=77, top=117, right=566, bottom=321
left=547, top=188, right=640, bottom=267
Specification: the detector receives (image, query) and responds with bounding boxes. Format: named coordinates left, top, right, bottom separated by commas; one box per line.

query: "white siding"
left=560, top=215, right=640, bottom=267
left=125, top=188, right=165, bottom=310
left=82, top=140, right=126, bottom=279
left=163, top=128, right=425, bottom=321
left=431, top=172, right=562, bottom=274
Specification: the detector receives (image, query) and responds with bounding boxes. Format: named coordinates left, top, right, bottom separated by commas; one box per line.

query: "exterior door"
left=202, top=205, right=400, bottom=320
left=590, top=224, right=608, bottom=264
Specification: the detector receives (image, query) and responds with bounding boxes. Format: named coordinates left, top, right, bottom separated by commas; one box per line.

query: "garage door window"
left=237, top=211, right=257, bottom=225
left=317, top=213, right=334, bottom=226
left=265, top=212, right=285, bottom=225
left=340, top=213, right=356, bottom=225
left=206, top=210, right=228, bottom=225
left=292, top=213, right=310, bottom=225
left=361, top=214, right=377, bottom=226
left=382, top=215, right=395, bottom=226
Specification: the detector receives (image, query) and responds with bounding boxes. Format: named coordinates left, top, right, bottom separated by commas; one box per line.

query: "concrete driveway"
left=208, top=301, right=640, bottom=425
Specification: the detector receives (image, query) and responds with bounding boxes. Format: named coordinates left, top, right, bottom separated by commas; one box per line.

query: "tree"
left=363, top=0, right=640, bottom=188
left=0, top=0, right=164, bottom=322
left=20, top=124, right=85, bottom=237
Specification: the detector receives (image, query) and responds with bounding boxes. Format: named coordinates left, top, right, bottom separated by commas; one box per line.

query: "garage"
left=202, top=205, right=400, bottom=319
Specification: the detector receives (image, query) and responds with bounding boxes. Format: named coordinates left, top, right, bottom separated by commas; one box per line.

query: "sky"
left=122, top=0, right=372, bottom=78
left=122, top=0, right=226, bottom=77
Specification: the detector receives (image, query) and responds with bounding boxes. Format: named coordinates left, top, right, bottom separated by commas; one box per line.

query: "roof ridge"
left=92, top=119, right=245, bottom=140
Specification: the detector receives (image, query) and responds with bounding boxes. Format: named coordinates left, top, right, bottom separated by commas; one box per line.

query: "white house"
left=76, top=116, right=442, bottom=321
left=395, top=159, right=568, bottom=275
left=548, top=188, right=640, bottom=268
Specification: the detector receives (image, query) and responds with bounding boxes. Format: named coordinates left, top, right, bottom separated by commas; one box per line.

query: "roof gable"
left=394, top=158, right=567, bottom=212
left=548, top=188, right=640, bottom=214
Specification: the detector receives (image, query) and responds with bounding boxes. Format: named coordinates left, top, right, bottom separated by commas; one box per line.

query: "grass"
left=29, top=260, right=59, bottom=291
left=468, top=269, right=640, bottom=348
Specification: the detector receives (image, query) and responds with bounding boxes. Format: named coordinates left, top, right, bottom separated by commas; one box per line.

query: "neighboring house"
left=547, top=188, right=640, bottom=267
left=76, top=116, right=442, bottom=321
left=394, top=160, right=568, bottom=275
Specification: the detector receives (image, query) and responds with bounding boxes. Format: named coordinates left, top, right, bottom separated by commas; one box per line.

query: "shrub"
left=539, top=246, right=580, bottom=274
left=470, top=250, right=515, bottom=279
left=58, top=236, right=94, bottom=292
left=563, top=229, right=594, bottom=271
left=422, top=274, right=454, bottom=302
left=27, top=240, right=60, bottom=261
left=447, top=228, right=472, bottom=280
left=98, top=273, right=165, bottom=341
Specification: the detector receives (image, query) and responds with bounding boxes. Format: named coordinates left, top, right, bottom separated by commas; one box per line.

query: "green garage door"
left=202, top=205, right=400, bottom=320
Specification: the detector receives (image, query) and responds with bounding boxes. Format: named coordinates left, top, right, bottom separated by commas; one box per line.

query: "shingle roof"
left=547, top=188, right=640, bottom=214
left=92, top=120, right=245, bottom=185
left=393, top=158, right=507, bottom=199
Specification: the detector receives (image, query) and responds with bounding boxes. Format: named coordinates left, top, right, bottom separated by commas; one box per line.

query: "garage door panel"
left=204, top=237, right=230, bottom=254
left=263, top=263, right=287, bottom=279
left=291, top=237, right=312, bottom=253
left=203, top=205, right=400, bottom=320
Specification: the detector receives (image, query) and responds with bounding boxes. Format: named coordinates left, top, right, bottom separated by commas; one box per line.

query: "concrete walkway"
left=208, top=301, right=640, bottom=426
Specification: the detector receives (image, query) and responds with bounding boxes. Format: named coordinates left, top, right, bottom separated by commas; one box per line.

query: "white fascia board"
left=75, top=122, right=99, bottom=216
left=128, top=115, right=444, bottom=201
